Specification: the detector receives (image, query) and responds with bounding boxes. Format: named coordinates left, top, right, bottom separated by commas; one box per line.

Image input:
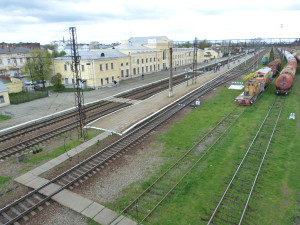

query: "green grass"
left=105, top=72, right=300, bottom=224
left=0, top=115, right=11, bottom=121
left=9, top=91, right=48, bottom=104
left=24, top=139, right=84, bottom=164
left=24, top=130, right=101, bottom=164
left=0, top=176, right=10, bottom=185
left=44, top=86, right=94, bottom=92
left=86, top=218, right=100, bottom=225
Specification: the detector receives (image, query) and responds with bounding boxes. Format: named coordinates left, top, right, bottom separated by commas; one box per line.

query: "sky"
left=1, top=0, right=300, bottom=44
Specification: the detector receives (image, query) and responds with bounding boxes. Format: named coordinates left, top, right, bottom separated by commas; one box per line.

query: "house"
left=0, top=46, right=34, bottom=77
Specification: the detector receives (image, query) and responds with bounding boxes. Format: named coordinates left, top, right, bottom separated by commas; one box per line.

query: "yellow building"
left=53, top=36, right=221, bottom=89
left=53, top=50, right=130, bottom=88
left=2, top=77, right=23, bottom=93
left=0, top=81, right=10, bottom=107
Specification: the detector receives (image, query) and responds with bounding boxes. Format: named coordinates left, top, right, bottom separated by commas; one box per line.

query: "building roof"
left=128, top=36, right=169, bottom=45
left=0, top=47, right=33, bottom=54
left=0, top=81, right=8, bottom=92
left=115, top=43, right=151, bottom=51
left=54, top=50, right=128, bottom=61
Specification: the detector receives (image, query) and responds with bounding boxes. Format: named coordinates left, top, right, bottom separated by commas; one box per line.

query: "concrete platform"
left=16, top=175, right=136, bottom=225
left=86, top=69, right=226, bottom=135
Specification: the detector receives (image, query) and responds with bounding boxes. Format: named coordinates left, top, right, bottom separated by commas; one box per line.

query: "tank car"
left=262, top=51, right=270, bottom=65
left=275, top=50, right=297, bottom=95
left=293, top=50, right=300, bottom=62
left=267, top=58, right=281, bottom=76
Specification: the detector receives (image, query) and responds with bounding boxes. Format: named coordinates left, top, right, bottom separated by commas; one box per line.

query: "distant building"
left=0, top=45, right=34, bottom=77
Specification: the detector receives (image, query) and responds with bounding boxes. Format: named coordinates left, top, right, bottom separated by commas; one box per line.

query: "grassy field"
left=21, top=129, right=102, bottom=165
left=105, top=68, right=300, bottom=224
left=0, top=115, right=11, bottom=121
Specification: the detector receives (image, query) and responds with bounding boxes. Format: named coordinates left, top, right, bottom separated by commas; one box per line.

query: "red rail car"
left=275, top=50, right=297, bottom=95
left=267, top=58, right=281, bottom=76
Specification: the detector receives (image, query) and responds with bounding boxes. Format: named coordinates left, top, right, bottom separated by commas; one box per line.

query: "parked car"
left=36, top=80, right=46, bottom=84
left=24, top=80, right=33, bottom=85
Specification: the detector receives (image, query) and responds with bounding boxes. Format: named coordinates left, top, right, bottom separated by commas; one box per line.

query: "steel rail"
left=238, top=97, right=285, bottom=224
left=207, top=96, right=285, bottom=225
left=122, top=106, right=244, bottom=225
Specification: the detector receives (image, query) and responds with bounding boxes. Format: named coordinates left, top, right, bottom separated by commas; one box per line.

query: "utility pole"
left=227, top=40, right=231, bottom=69
left=192, top=37, right=197, bottom=84
left=69, top=27, right=87, bottom=140
left=168, top=46, right=173, bottom=97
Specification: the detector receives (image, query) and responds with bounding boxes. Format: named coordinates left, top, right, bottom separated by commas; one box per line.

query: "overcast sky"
left=1, top=0, right=299, bottom=44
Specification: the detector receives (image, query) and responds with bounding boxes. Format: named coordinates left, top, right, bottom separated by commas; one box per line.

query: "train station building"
left=53, top=36, right=220, bottom=89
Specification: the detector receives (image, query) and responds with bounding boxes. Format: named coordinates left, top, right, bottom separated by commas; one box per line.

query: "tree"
left=198, top=39, right=212, bottom=50
left=51, top=73, right=65, bottom=91
left=182, top=41, right=191, bottom=48
left=51, top=50, right=66, bottom=58
left=24, top=49, right=52, bottom=88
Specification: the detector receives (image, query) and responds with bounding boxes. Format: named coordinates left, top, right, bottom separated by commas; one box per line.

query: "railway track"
left=0, top=53, right=261, bottom=225
left=0, top=56, right=243, bottom=161
left=206, top=96, right=286, bottom=225
left=110, top=106, right=245, bottom=224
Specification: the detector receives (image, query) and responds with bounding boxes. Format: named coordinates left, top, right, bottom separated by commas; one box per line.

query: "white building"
left=0, top=47, right=33, bottom=77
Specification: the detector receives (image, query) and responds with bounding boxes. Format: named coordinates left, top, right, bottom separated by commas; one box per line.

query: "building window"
left=154, top=58, right=156, bottom=62
left=106, top=63, right=108, bottom=70
left=133, top=68, right=136, bottom=75
left=137, top=59, right=139, bottom=64
left=126, top=62, right=128, bottom=66
left=111, top=63, right=114, bottom=69
left=142, top=59, right=144, bottom=64
left=154, top=65, right=156, bottom=71
left=146, top=58, right=148, bottom=63
left=0, top=95, right=4, bottom=103
left=150, top=65, right=152, bottom=71
left=64, top=65, right=67, bottom=71
left=138, top=67, right=140, bottom=74
left=158, top=64, right=160, bottom=70
left=121, top=70, right=124, bottom=77
left=7, top=59, right=10, bottom=64
left=150, top=58, right=152, bottom=62
left=121, top=63, right=123, bottom=66
left=81, top=65, right=85, bottom=71
left=100, top=64, right=102, bottom=71
left=126, top=69, right=129, bottom=77
left=146, top=66, right=148, bottom=72
left=20, top=58, right=23, bottom=63
left=64, top=78, right=69, bottom=85
left=101, top=78, right=103, bottom=85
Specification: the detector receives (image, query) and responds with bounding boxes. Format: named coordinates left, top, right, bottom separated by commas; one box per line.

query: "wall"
left=0, top=91, right=10, bottom=107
